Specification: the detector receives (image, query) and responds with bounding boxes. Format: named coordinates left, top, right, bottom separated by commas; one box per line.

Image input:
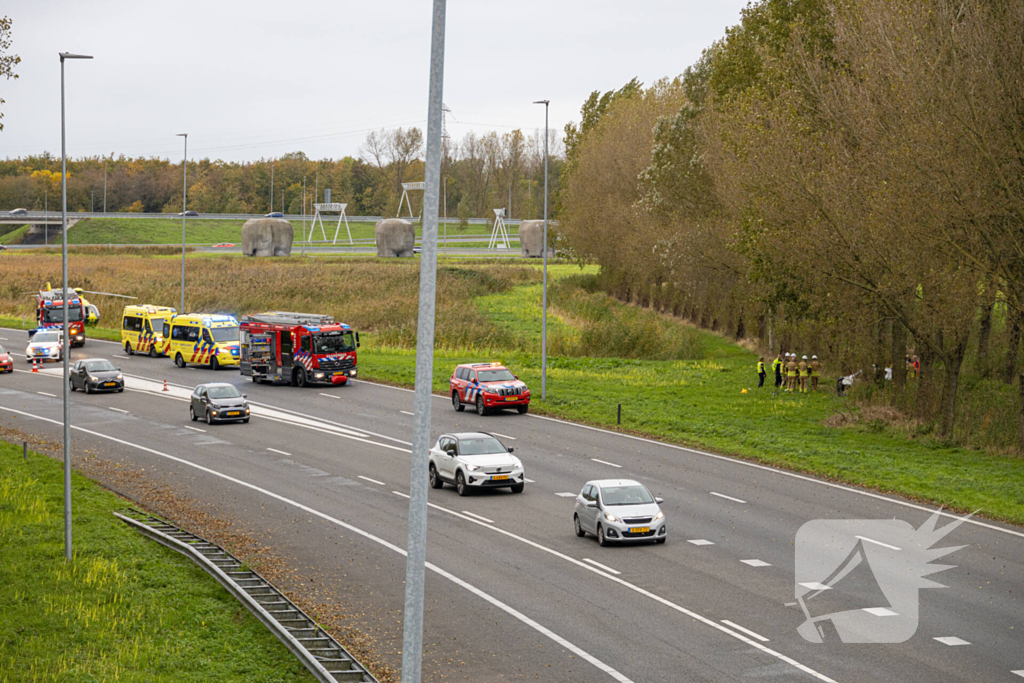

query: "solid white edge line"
left=710, top=491, right=747, bottom=504
left=108, top=407, right=129, bottom=414
left=460, top=510, right=495, bottom=524
left=591, top=458, right=622, bottom=468
left=267, top=448, right=291, bottom=456
left=582, top=558, right=622, bottom=576
left=358, top=475, right=386, bottom=486
left=720, top=620, right=769, bottom=643
left=0, top=405, right=634, bottom=683
left=856, top=535, right=901, bottom=551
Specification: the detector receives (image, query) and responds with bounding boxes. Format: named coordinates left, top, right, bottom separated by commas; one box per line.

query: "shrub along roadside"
left=0, top=440, right=315, bottom=682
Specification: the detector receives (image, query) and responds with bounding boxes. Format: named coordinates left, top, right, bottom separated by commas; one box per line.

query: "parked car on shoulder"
left=574, top=479, right=666, bottom=546
left=0, top=345, right=13, bottom=373
left=190, top=382, right=250, bottom=424
left=429, top=432, right=524, bottom=496
left=450, top=362, right=530, bottom=415
left=69, top=358, right=124, bottom=393
left=25, top=330, right=64, bottom=363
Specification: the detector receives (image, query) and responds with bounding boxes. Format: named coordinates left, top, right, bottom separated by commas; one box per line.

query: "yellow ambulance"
left=121, top=305, right=176, bottom=357
left=163, top=314, right=241, bottom=370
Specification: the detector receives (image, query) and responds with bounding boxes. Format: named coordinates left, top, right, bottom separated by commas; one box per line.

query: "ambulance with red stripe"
left=34, top=286, right=86, bottom=347
left=121, top=304, right=176, bottom=357
left=163, top=314, right=241, bottom=370
left=239, top=312, right=359, bottom=387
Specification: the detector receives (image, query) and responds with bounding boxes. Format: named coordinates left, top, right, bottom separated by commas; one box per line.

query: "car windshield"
left=0, top=345, right=6, bottom=354
left=85, top=360, right=116, bottom=372
left=149, top=318, right=167, bottom=334
left=601, top=485, right=655, bottom=506
left=313, top=331, right=355, bottom=354
left=207, top=385, right=241, bottom=399
left=42, top=306, right=83, bottom=323
left=458, top=436, right=507, bottom=456
left=210, top=326, right=239, bottom=343
left=476, top=368, right=515, bottom=382
left=33, top=332, right=60, bottom=343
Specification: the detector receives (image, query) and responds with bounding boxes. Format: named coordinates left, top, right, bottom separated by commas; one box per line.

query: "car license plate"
left=105, top=382, right=116, bottom=387
left=333, top=372, right=345, bottom=377
left=629, top=527, right=650, bottom=534
left=504, top=396, right=517, bottom=402
left=491, top=474, right=509, bottom=481
left=227, top=411, right=241, bottom=417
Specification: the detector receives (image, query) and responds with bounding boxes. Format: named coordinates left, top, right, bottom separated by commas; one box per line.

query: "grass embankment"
left=67, top=217, right=502, bottom=245
left=0, top=225, right=29, bottom=245
left=0, top=440, right=315, bottom=682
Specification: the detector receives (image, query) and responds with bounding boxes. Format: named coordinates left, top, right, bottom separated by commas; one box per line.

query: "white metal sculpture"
left=310, top=202, right=353, bottom=245
left=396, top=182, right=425, bottom=219
left=488, top=208, right=511, bottom=250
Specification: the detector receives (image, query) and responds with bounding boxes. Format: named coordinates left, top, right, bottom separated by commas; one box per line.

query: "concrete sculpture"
left=375, top=218, right=415, bottom=257
left=241, top=218, right=293, bottom=257
left=519, top=220, right=554, bottom=258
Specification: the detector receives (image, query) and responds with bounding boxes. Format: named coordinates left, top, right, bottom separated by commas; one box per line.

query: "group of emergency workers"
left=757, top=352, right=822, bottom=393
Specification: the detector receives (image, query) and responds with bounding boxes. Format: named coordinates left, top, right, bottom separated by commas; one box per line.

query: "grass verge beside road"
left=0, top=440, right=314, bottom=682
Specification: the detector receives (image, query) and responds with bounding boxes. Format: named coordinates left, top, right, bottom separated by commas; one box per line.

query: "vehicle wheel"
left=295, top=367, right=308, bottom=388
left=175, top=353, right=186, bottom=368
left=476, top=395, right=487, bottom=416
left=597, top=524, right=608, bottom=547
left=69, top=380, right=75, bottom=392
left=456, top=471, right=468, bottom=497
left=517, top=405, right=528, bottom=415
left=510, top=482, right=524, bottom=494
left=206, top=409, right=213, bottom=425
left=84, top=382, right=92, bottom=395
left=574, top=514, right=586, bottom=537
left=452, top=391, right=464, bottom=412
left=210, top=356, right=219, bottom=371
left=125, top=341, right=133, bottom=355
left=149, top=345, right=159, bottom=358
left=429, top=464, right=444, bottom=489
left=655, top=537, right=666, bottom=544
left=190, top=406, right=197, bottom=422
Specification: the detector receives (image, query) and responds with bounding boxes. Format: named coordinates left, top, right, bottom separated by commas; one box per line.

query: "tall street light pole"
left=44, top=189, right=48, bottom=247
left=534, top=99, right=549, bottom=399
left=302, top=175, right=307, bottom=257
left=59, top=50, right=92, bottom=563
left=103, top=161, right=107, bottom=213
left=402, top=1, right=446, bottom=681
left=176, top=133, right=187, bottom=313
left=270, top=164, right=274, bottom=213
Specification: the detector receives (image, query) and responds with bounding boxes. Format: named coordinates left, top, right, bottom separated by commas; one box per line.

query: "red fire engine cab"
left=239, top=312, right=359, bottom=387
left=34, top=287, right=86, bottom=347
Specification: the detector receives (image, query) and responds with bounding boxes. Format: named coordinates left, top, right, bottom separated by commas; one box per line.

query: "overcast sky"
left=2, top=1, right=749, bottom=163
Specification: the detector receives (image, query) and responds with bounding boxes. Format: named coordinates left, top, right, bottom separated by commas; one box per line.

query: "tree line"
left=557, top=0, right=1024, bottom=449
left=0, top=127, right=562, bottom=221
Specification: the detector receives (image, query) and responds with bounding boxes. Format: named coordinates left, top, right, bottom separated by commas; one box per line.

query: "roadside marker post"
left=617, top=403, right=621, bottom=425
left=23, top=441, right=27, bottom=461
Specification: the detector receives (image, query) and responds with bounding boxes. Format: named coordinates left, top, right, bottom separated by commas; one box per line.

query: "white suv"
left=429, top=432, right=525, bottom=496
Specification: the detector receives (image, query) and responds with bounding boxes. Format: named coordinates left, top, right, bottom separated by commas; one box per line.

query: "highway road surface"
left=0, top=326, right=1020, bottom=682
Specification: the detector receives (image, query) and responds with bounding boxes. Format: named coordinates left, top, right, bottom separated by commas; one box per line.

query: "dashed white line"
left=358, top=475, right=386, bottom=486
left=555, top=492, right=577, bottom=498
left=184, top=425, right=206, bottom=433
left=525, top=478, right=536, bottom=483
left=799, top=582, right=831, bottom=591
left=933, top=636, right=970, bottom=646
left=0, top=336, right=7, bottom=340
left=582, top=558, right=621, bottom=575
left=490, top=431, right=516, bottom=440
left=710, top=491, right=747, bottom=504
left=461, top=510, right=495, bottom=524
left=591, top=458, right=622, bottom=468
left=108, top=407, right=129, bottom=414
left=392, top=490, right=410, bottom=499
left=862, top=607, right=898, bottom=617
left=267, top=447, right=291, bottom=456
left=37, top=391, right=56, bottom=398
left=399, top=410, right=414, bottom=416
left=319, top=393, right=340, bottom=399
left=113, top=354, right=129, bottom=359
left=1011, top=670, right=1024, bottom=678
left=856, top=535, right=901, bottom=551
left=741, top=559, right=771, bottom=567
left=688, top=539, right=715, bottom=546
left=721, top=620, right=769, bottom=642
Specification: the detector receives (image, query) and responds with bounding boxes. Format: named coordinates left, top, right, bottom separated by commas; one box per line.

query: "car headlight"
left=90, top=376, right=99, bottom=382
left=604, top=512, right=620, bottom=522
left=211, top=410, right=219, bottom=416
left=465, top=464, right=480, bottom=472
left=116, top=374, right=123, bottom=380
left=244, top=407, right=250, bottom=413
left=512, top=458, right=522, bottom=469
left=315, top=372, right=325, bottom=378
left=654, top=511, right=664, bottom=520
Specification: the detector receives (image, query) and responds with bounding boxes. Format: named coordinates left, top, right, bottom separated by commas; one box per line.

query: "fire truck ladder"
left=244, top=312, right=335, bottom=327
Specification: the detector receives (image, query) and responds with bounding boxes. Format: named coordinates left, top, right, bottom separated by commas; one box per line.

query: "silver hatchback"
left=190, top=382, right=250, bottom=424
left=574, top=479, right=666, bottom=545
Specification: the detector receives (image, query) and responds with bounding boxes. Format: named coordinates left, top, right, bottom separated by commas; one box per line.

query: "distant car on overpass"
left=8, top=208, right=28, bottom=216
left=212, top=243, right=234, bottom=248
left=178, top=210, right=199, bottom=217
left=265, top=212, right=284, bottom=218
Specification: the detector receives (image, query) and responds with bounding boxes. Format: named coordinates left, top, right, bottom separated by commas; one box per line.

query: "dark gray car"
left=190, top=382, right=249, bottom=424
left=69, top=358, right=124, bottom=393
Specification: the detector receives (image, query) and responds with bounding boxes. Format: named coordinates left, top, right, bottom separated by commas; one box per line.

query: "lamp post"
left=90, top=190, right=94, bottom=213
left=270, top=163, right=274, bottom=213
left=103, top=161, right=107, bottom=213
left=533, top=99, right=549, bottom=399
left=176, top=133, right=187, bottom=313
left=302, top=175, right=307, bottom=256
left=44, top=189, right=47, bottom=247
left=59, top=50, right=92, bottom=563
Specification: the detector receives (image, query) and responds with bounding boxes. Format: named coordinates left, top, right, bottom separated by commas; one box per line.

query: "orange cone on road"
left=162, top=379, right=168, bottom=392
left=31, top=358, right=38, bottom=373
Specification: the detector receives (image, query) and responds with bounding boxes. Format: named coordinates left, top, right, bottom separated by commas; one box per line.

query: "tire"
left=597, top=524, right=608, bottom=547
left=125, top=341, right=133, bottom=355
left=452, top=391, right=465, bottom=412
left=190, top=406, right=197, bottom=422
left=510, top=482, right=524, bottom=494
left=476, top=395, right=487, bottom=416
left=456, top=471, right=468, bottom=497
left=175, top=353, right=186, bottom=368
left=69, top=380, right=75, bottom=392
left=655, top=537, right=666, bottom=544
left=149, top=345, right=159, bottom=358
left=517, top=405, right=528, bottom=415
left=574, top=514, right=586, bottom=537
left=210, top=356, right=219, bottom=371
left=429, top=464, right=444, bottom=489
left=84, top=382, right=92, bottom=395
left=295, top=367, right=307, bottom=388
left=206, top=409, right=213, bottom=425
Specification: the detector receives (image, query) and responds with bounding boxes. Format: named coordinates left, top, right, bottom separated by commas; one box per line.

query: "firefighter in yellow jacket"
left=799, top=355, right=809, bottom=393
left=810, top=355, right=822, bottom=391
left=786, top=354, right=798, bottom=392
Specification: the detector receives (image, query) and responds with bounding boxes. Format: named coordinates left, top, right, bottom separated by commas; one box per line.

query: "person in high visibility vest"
left=772, top=353, right=784, bottom=392
left=799, top=355, right=809, bottom=393
left=786, top=354, right=798, bottom=392
left=810, top=355, right=821, bottom=391
left=757, top=357, right=766, bottom=388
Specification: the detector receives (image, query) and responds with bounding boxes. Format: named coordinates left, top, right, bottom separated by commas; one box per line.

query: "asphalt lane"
left=1, top=327, right=1021, bottom=682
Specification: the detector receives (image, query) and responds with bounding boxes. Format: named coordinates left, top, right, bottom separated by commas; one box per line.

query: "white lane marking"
left=184, top=426, right=206, bottom=433
left=525, top=478, right=536, bottom=483
left=582, top=558, right=621, bottom=575
left=710, top=491, right=747, bottom=504
left=267, top=447, right=291, bottom=456
left=490, top=431, right=516, bottom=440
left=37, top=391, right=56, bottom=398
left=688, top=539, right=715, bottom=546
left=856, top=535, right=901, bottom=551
left=721, top=620, right=769, bottom=643
left=799, top=582, right=830, bottom=591
left=113, top=354, right=129, bottom=359
left=934, top=636, right=970, bottom=646
left=555, top=492, right=577, bottom=498
left=862, top=607, right=898, bottom=617
left=460, top=510, right=495, bottom=524
left=399, top=410, right=414, bottom=416
left=591, top=458, right=622, bottom=468
left=108, top=407, right=129, bottom=414
left=0, top=406, right=633, bottom=683
left=0, top=337, right=7, bottom=340
left=522, top=410, right=1024, bottom=540
left=1011, top=670, right=1024, bottom=677
left=358, top=475, right=386, bottom=486
left=319, top=393, right=340, bottom=399
left=741, top=559, right=771, bottom=567
left=393, top=490, right=410, bottom=499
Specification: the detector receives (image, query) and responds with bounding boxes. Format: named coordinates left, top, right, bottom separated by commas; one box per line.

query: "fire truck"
left=34, top=287, right=86, bottom=347
left=239, top=312, right=359, bottom=387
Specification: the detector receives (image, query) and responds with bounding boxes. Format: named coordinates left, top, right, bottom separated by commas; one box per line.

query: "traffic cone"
left=162, top=379, right=168, bottom=392
left=32, top=358, right=38, bottom=373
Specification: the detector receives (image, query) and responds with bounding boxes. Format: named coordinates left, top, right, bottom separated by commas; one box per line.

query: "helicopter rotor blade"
left=78, top=290, right=138, bottom=299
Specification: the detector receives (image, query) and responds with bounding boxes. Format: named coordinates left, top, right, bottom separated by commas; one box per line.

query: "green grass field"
left=0, top=440, right=315, bottom=682
left=0, top=225, right=29, bottom=245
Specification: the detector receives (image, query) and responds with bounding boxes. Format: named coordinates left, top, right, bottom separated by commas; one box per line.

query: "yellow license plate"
left=504, top=397, right=517, bottom=401
left=491, top=474, right=509, bottom=481
left=105, top=382, right=116, bottom=387
left=629, top=527, right=650, bottom=534
left=227, top=411, right=241, bottom=417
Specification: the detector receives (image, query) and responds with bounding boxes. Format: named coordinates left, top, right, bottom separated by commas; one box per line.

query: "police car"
left=450, top=362, right=530, bottom=415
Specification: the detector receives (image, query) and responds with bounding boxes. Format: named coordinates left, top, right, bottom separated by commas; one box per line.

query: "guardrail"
left=4, top=211, right=524, bottom=226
